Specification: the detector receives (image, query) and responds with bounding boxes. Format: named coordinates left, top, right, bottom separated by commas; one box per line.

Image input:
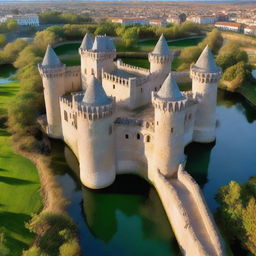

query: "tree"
left=33, top=30, right=58, bottom=50
left=121, top=27, right=139, bottom=48
left=0, top=34, right=6, bottom=47
left=199, top=28, right=223, bottom=54
left=180, top=46, right=201, bottom=64
left=215, top=177, right=256, bottom=255
left=6, top=19, right=18, bottom=31
left=0, top=39, right=28, bottom=64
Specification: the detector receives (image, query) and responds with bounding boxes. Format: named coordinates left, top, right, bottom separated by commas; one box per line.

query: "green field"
left=0, top=78, right=42, bottom=255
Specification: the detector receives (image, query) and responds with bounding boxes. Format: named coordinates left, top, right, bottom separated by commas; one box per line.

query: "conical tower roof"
left=82, top=76, right=112, bottom=106
left=194, top=45, right=219, bottom=73
left=152, top=34, right=172, bottom=56
left=42, top=45, right=62, bottom=67
left=157, top=73, right=185, bottom=101
left=80, top=33, right=93, bottom=50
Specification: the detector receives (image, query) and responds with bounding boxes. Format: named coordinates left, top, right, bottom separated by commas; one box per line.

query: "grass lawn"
left=0, top=81, right=42, bottom=256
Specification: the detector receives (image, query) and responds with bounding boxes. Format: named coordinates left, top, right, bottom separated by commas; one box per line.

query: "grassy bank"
left=0, top=81, right=42, bottom=255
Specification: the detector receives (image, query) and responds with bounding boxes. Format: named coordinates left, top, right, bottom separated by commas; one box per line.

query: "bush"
left=25, top=212, right=79, bottom=256
left=180, top=46, right=201, bottom=63
left=59, top=239, right=80, bottom=256
left=33, top=30, right=59, bottom=50
left=199, top=28, right=223, bottom=54
left=215, top=177, right=256, bottom=255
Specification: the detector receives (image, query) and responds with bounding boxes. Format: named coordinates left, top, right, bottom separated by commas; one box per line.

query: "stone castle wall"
left=177, top=169, right=225, bottom=256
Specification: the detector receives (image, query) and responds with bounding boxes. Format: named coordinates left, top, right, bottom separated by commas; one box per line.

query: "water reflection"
left=53, top=143, right=181, bottom=256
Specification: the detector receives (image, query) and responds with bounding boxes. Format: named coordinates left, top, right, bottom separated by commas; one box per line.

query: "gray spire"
left=194, top=45, right=220, bottom=73
left=42, top=45, right=62, bottom=67
left=157, top=73, right=185, bottom=101
left=82, top=76, right=112, bottom=106
left=80, top=33, right=93, bottom=50
left=152, top=34, right=171, bottom=56
left=91, top=35, right=115, bottom=52
left=106, top=37, right=116, bottom=51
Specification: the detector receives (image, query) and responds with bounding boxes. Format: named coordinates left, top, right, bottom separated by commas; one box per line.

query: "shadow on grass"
left=0, top=168, right=7, bottom=172
left=0, top=176, right=36, bottom=185
left=0, top=211, right=34, bottom=255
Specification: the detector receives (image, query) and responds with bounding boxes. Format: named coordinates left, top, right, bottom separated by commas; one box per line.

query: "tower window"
left=171, top=127, right=174, bottom=133
left=84, top=68, right=87, bottom=74
left=154, top=87, right=157, bottom=91
left=146, top=135, right=150, bottom=143
left=137, top=133, right=140, bottom=140
left=125, top=134, right=129, bottom=139
left=113, top=84, right=115, bottom=89
left=157, top=121, right=159, bottom=126
left=64, top=110, right=68, bottom=122
left=109, top=125, right=112, bottom=135
left=141, top=88, right=143, bottom=93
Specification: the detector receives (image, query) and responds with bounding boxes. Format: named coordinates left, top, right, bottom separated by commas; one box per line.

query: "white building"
left=187, top=15, right=217, bottom=25
left=111, top=17, right=149, bottom=26
left=244, top=25, right=256, bottom=35
left=0, top=14, right=39, bottom=26
left=149, top=19, right=167, bottom=27
left=215, top=22, right=243, bottom=33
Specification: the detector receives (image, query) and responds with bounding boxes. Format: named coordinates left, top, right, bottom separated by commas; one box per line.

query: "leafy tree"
left=215, top=177, right=256, bottom=255
left=0, top=34, right=6, bottom=47
left=199, top=28, right=223, bottom=54
left=180, top=46, right=201, bottom=64
left=33, top=30, right=58, bottom=50
left=0, top=39, right=28, bottom=64
left=121, top=27, right=139, bottom=48
left=6, top=19, right=18, bottom=31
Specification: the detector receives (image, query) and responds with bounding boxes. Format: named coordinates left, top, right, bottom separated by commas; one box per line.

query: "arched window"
left=84, top=68, right=87, bottom=74
left=157, top=121, right=159, bottom=126
left=137, top=133, right=140, bottom=140
left=154, top=87, right=157, bottom=91
left=146, top=135, right=150, bottom=143
left=125, top=134, right=129, bottom=139
left=141, top=88, right=143, bottom=93
left=113, top=84, right=115, bottom=89
left=171, top=127, right=174, bottom=133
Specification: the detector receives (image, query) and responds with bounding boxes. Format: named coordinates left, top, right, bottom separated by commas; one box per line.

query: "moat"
left=1, top=66, right=256, bottom=256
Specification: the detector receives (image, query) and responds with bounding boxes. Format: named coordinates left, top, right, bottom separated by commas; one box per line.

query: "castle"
left=39, top=34, right=225, bottom=256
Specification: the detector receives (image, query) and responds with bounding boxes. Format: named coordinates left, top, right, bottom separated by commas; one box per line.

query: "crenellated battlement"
left=117, top=59, right=150, bottom=76
left=148, top=52, right=173, bottom=63
left=115, top=117, right=154, bottom=132
left=60, top=96, right=73, bottom=108
left=65, top=66, right=81, bottom=77
left=79, top=48, right=116, bottom=61
left=102, top=71, right=130, bottom=87
left=152, top=92, right=188, bottom=112
left=38, top=63, right=66, bottom=78
left=190, top=65, right=222, bottom=83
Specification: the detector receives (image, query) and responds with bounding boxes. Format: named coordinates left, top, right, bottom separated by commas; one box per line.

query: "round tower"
left=190, top=45, right=222, bottom=143
left=79, top=34, right=116, bottom=88
left=76, top=75, right=116, bottom=189
left=152, top=73, right=187, bottom=177
left=148, top=34, right=173, bottom=74
left=79, top=33, right=93, bottom=88
left=38, top=45, right=65, bottom=138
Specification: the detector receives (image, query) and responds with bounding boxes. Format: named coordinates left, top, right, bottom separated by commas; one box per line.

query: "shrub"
left=180, top=46, right=201, bottom=63
left=215, top=177, right=256, bottom=255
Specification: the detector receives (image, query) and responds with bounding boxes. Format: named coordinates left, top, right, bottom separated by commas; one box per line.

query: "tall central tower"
left=79, top=34, right=116, bottom=88
left=190, top=46, right=222, bottom=143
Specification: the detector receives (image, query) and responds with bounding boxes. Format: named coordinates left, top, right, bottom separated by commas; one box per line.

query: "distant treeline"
left=39, top=11, right=93, bottom=25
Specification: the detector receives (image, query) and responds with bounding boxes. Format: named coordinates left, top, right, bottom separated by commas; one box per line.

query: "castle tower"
left=152, top=73, right=187, bottom=177
left=79, top=33, right=93, bottom=88
left=76, top=75, right=116, bottom=189
left=79, top=35, right=116, bottom=88
left=190, top=45, right=222, bottom=143
left=148, top=34, right=173, bottom=74
left=38, top=45, right=66, bottom=138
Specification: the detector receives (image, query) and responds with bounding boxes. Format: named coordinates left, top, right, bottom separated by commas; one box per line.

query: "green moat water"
left=1, top=64, right=256, bottom=255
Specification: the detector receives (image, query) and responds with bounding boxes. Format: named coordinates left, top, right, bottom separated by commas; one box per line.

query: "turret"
left=76, top=75, right=116, bottom=189
left=148, top=34, right=173, bottom=74
left=79, top=34, right=116, bottom=88
left=152, top=73, right=187, bottom=177
left=190, top=45, right=222, bottom=143
left=38, top=45, right=65, bottom=138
